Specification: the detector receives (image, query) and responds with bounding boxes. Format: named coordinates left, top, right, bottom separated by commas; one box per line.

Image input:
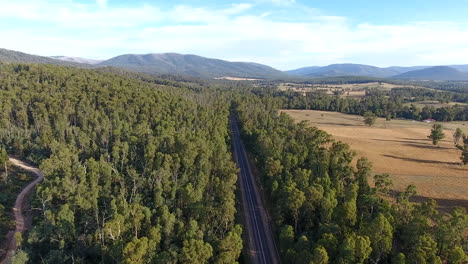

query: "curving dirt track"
left=0, top=158, right=43, bottom=264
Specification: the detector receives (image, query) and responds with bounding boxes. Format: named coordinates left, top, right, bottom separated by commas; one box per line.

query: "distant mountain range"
left=95, top=53, right=284, bottom=78
left=287, top=63, right=468, bottom=80
left=1, top=48, right=468, bottom=80
left=392, top=66, right=468, bottom=80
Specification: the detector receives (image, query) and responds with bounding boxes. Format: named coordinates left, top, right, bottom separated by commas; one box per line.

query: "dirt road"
left=0, top=158, right=43, bottom=264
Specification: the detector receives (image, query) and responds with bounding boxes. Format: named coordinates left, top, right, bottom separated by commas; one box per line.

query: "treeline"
left=389, top=87, right=468, bottom=103
left=0, top=64, right=242, bottom=263
left=235, top=94, right=468, bottom=263
left=272, top=89, right=468, bottom=121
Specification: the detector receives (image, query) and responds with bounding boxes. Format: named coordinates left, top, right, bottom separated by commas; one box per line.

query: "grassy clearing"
left=281, top=109, right=468, bottom=209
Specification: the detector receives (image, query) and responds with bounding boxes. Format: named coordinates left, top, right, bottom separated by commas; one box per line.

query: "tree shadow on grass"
left=399, top=137, right=431, bottom=142
left=316, top=122, right=358, bottom=127
left=382, top=154, right=459, bottom=165
left=389, top=190, right=468, bottom=212
left=402, top=143, right=451, bottom=150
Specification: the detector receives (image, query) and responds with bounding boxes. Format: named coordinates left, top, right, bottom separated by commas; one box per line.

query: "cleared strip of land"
left=282, top=110, right=468, bottom=208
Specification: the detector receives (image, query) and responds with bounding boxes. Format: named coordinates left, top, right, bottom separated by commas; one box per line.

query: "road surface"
left=0, top=158, right=44, bottom=264
left=230, top=115, right=280, bottom=264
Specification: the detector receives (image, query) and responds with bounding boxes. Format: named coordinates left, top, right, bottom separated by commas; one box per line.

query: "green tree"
left=10, top=249, right=29, bottom=264
left=284, top=182, right=305, bottom=231
left=279, top=225, right=295, bottom=255
left=366, top=213, right=393, bottom=263
left=408, top=235, right=441, bottom=264
left=311, top=245, right=329, bottom=264
left=180, top=239, right=213, bottom=264
left=214, top=225, right=243, bottom=264
left=123, top=237, right=149, bottom=264
left=374, top=173, right=392, bottom=195
left=453, top=128, right=464, bottom=145
left=0, top=147, right=8, bottom=182
left=392, top=253, right=406, bottom=264
left=456, top=134, right=468, bottom=165
left=448, top=246, right=466, bottom=264
left=354, top=235, right=372, bottom=264
left=355, top=157, right=372, bottom=195
left=363, top=112, right=377, bottom=127
left=428, top=123, right=445, bottom=146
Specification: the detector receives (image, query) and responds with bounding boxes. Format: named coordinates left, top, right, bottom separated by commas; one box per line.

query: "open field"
left=281, top=109, right=468, bottom=209
left=278, top=82, right=424, bottom=98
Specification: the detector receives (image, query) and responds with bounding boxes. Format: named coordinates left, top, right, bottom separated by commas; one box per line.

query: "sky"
left=1, top=0, right=468, bottom=70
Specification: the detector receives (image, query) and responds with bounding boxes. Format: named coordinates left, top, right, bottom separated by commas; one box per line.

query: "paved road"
left=0, top=158, right=44, bottom=264
left=230, top=115, right=280, bottom=264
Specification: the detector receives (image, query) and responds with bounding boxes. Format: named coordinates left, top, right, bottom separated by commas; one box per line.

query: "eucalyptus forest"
left=0, top=63, right=467, bottom=263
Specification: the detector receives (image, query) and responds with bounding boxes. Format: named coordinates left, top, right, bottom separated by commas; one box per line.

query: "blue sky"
left=1, top=0, right=468, bottom=70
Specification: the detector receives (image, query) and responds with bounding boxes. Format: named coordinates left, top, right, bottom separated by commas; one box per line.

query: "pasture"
left=282, top=109, right=468, bottom=209
left=278, top=82, right=423, bottom=98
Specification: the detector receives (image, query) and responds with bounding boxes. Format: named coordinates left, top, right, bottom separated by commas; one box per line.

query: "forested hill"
left=0, top=48, right=89, bottom=68
left=286, top=64, right=428, bottom=78
left=97, top=53, right=285, bottom=79
left=0, top=63, right=242, bottom=263
left=393, top=66, right=468, bottom=81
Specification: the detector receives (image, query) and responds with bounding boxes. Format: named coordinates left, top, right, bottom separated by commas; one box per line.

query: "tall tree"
left=453, top=128, right=464, bottom=146
left=456, top=134, right=468, bottom=165
left=0, top=147, right=8, bottom=182
left=428, top=123, right=445, bottom=146
left=363, top=111, right=377, bottom=127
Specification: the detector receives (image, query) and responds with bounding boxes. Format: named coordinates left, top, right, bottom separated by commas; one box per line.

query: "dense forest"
left=0, top=63, right=467, bottom=263
left=235, top=94, right=468, bottom=263
left=0, top=63, right=242, bottom=263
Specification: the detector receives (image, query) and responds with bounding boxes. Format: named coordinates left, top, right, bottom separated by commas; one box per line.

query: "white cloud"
left=96, top=0, right=108, bottom=9
left=1, top=0, right=468, bottom=69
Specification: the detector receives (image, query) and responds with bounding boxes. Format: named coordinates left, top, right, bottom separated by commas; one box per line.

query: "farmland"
left=278, top=82, right=423, bottom=98
left=282, top=109, right=468, bottom=209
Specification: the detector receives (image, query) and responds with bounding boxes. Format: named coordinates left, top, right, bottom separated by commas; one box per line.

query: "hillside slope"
left=0, top=48, right=88, bottom=67
left=97, top=53, right=285, bottom=78
left=393, top=66, right=468, bottom=80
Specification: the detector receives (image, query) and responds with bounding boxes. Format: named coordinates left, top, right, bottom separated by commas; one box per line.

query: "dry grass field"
left=281, top=109, right=468, bottom=209
left=278, top=82, right=424, bottom=98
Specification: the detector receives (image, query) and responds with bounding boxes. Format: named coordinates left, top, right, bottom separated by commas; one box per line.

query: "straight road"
left=0, top=158, right=44, bottom=264
left=230, top=115, right=280, bottom=264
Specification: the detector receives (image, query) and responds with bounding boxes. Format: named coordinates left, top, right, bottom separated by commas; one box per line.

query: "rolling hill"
left=0, top=48, right=88, bottom=67
left=286, top=63, right=400, bottom=77
left=97, top=53, right=285, bottom=78
left=392, top=66, right=468, bottom=80
left=286, top=64, right=433, bottom=78
left=3, top=47, right=468, bottom=80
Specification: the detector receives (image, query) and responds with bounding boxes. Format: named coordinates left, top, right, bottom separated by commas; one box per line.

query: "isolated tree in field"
left=428, top=124, right=445, bottom=146
left=457, top=134, right=468, bottom=165
left=363, top=112, right=377, bottom=126
left=0, top=147, right=8, bottom=182
left=453, top=128, right=464, bottom=145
